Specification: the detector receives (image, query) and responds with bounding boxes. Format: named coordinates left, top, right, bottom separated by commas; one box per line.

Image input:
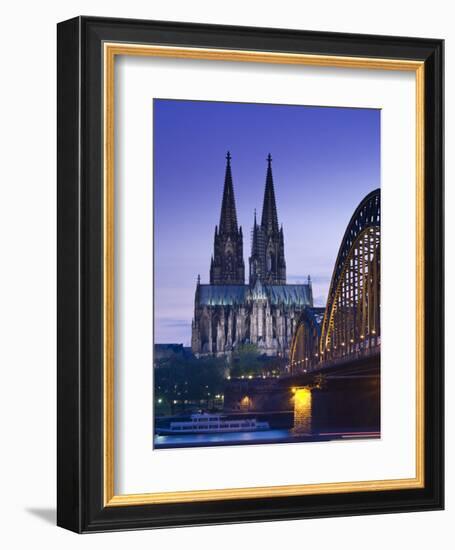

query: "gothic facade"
left=191, top=153, right=313, bottom=357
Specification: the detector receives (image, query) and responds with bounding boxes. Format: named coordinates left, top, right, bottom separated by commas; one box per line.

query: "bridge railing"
left=313, top=344, right=380, bottom=371
left=288, top=342, right=380, bottom=375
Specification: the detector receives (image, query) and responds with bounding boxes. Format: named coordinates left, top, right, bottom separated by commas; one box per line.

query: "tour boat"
left=156, top=413, right=270, bottom=435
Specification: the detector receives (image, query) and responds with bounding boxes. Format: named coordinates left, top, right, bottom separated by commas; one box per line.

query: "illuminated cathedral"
left=191, top=152, right=313, bottom=357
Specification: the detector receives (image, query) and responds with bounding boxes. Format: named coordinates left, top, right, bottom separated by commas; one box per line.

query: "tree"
left=230, top=344, right=263, bottom=378
left=154, top=354, right=227, bottom=414
left=229, top=344, right=288, bottom=378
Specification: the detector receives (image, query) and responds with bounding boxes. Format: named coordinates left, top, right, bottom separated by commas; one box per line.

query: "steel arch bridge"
left=289, top=307, right=324, bottom=371
left=290, top=189, right=380, bottom=373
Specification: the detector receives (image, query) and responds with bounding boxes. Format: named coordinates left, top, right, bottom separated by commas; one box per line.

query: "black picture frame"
left=57, top=16, right=444, bottom=533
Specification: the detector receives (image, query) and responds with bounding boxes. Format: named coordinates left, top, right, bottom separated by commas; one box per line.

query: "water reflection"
left=155, top=429, right=291, bottom=447
left=292, top=387, right=312, bottom=434
left=154, top=381, right=381, bottom=449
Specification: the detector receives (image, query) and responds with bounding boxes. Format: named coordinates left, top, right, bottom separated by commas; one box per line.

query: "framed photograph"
left=57, top=16, right=444, bottom=532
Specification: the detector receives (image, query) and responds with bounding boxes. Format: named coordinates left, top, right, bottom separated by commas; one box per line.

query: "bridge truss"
left=290, top=189, right=381, bottom=373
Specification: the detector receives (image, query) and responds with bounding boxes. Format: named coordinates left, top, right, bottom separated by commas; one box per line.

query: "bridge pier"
left=310, top=375, right=380, bottom=434
left=223, top=353, right=380, bottom=435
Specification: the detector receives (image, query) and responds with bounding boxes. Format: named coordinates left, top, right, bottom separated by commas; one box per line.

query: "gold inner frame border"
left=103, top=42, right=425, bottom=507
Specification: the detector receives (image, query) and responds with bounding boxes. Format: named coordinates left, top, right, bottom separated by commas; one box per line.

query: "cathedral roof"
left=196, top=283, right=312, bottom=307
left=265, top=284, right=312, bottom=306
left=197, top=285, right=248, bottom=306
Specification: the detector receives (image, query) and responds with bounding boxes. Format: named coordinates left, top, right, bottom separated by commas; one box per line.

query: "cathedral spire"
left=261, top=153, right=279, bottom=234
left=210, top=152, right=245, bottom=285
left=219, top=151, right=238, bottom=234
left=251, top=153, right=286, bottom=285
left=251, top=209, right=260, bottom=256
left=249, top=208, right=265, bottom=286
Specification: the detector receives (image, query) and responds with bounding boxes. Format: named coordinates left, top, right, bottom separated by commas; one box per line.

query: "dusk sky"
left=154, top=99, right=380, bottom=345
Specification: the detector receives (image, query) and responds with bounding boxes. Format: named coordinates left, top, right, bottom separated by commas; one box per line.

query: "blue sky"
left=154, top=99, right=380, bottom=344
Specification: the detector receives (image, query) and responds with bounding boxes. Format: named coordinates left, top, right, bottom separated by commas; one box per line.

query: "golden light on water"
left=292, top=387, right=312, bottom=434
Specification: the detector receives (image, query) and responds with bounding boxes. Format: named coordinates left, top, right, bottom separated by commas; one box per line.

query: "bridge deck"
left=279, top=350, right=380, bottom=387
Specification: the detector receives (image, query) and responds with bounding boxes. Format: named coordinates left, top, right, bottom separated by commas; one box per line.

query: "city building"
left=191, top=152, right=314, bottom=357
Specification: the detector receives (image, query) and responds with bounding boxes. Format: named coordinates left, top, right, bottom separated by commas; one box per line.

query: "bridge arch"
left=289, top=189, right=380, bottom=372
left=289, top=307, right=324, bottom=373
left=319, top=188, right=381, bottom=360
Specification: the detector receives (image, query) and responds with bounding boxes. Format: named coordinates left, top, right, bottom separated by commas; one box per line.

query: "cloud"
left=158, top=318, right=191, bottom=329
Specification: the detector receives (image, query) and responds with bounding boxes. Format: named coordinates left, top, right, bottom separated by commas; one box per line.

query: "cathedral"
left=191, top=152, right=313, bottom=357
